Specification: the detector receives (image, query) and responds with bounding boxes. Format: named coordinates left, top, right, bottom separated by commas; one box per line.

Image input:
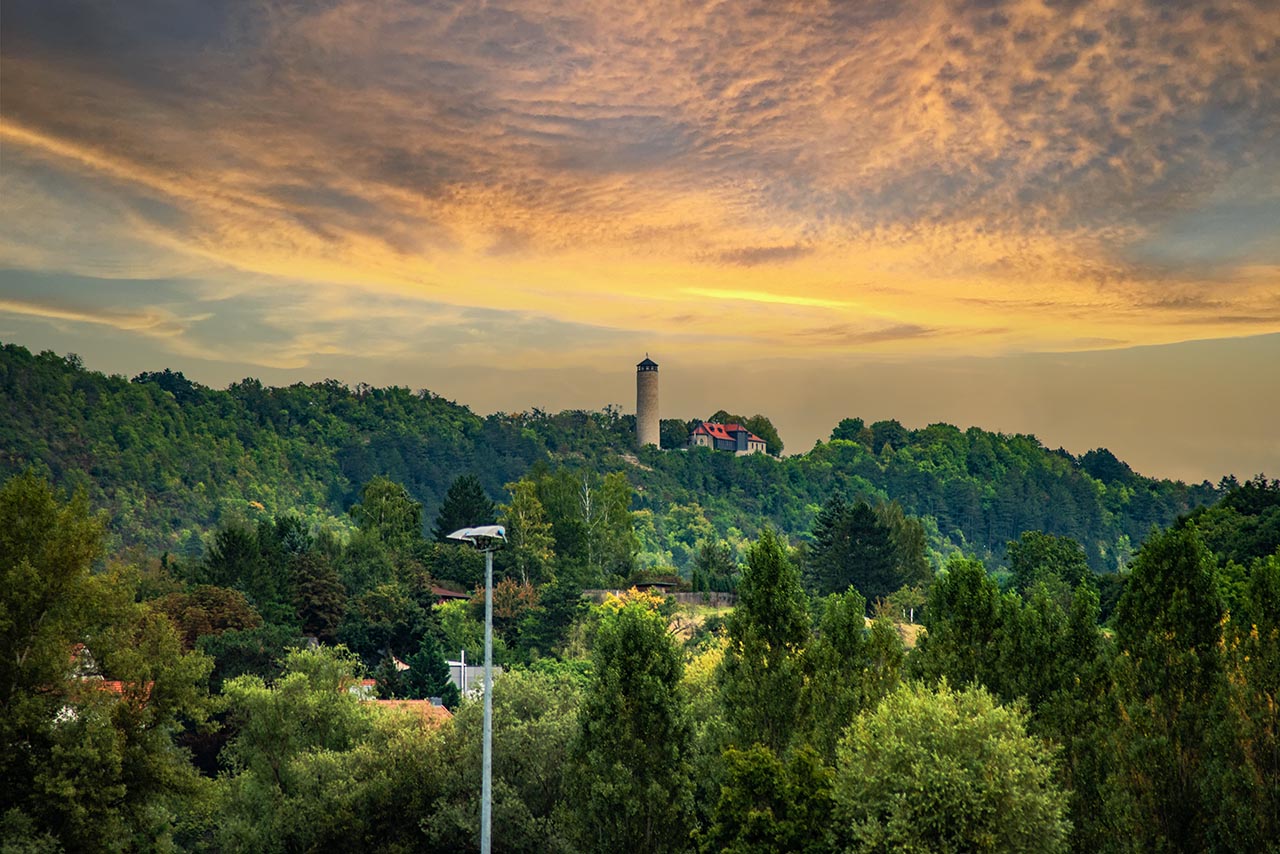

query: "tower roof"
left=637, top=356, right=658, bottom=368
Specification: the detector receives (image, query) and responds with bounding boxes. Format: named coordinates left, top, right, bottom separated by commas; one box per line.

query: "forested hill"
left=0, top=343, right=1222, bottom=567
left=0, top=344, right=546, bottom=555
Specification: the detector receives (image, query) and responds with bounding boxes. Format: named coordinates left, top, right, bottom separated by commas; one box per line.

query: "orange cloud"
left=0, top=0, right=1277, bottom=367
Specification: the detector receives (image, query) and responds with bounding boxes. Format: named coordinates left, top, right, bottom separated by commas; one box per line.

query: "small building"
left=689, top=421, right=767, bottom=455
left=431, top=585, right=471, bottom=602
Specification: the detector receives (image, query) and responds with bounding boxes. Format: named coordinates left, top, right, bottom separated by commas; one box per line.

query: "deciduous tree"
left=833, top=681, right=1069, bottom=854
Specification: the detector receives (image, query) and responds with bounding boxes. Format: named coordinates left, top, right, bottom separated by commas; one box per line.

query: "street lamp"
left=447, top=524, right=505, bottom=854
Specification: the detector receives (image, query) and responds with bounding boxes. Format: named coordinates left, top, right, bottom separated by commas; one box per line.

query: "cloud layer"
left=1, top=0, right=1278, bottom=377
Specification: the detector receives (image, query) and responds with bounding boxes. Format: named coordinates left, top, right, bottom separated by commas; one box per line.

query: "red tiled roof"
left=369, top=699, right=454, bottom=725
left=690, top=422, right=765, bottom=444
left=431, top=585, right=470, bottom=600
left=78, top=678, right=154, bottom=703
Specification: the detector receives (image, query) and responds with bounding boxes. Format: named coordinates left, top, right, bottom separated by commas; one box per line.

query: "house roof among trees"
left=691, top=422, right=765, bottom=443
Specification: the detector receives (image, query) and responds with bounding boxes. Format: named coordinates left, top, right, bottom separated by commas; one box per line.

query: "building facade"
left=689, top=421, right=767, bottom=455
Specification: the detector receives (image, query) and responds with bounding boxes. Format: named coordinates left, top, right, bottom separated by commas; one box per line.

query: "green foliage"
left=798, top=590, right=906, bottom=763
left=431, top=474, right=496, bottom=541
left=193, top=518, right=298, bottom=625
left=796, top=589, right=866, bottom=763
left=913, top=556, right=1002, bottom=689
left=1007, top=530, right=1093, bottom=594
left=500, top=477, right=556, bottom=585
left=198, top=623, right=307, bottom=691
left=0, top=344, right=543, bottom=555
left=401, top=634, right=461, bottom=708
left=353, top=476, right=425, bottom=546
left=1202, top=553, right=1280, bottom=853
left=692, top=538, right=739, bottom=593
left=1, top=471, right=106, bottom=714
left=660, top=418, right=696, bottom=450
left=833, top=681, right=1070, bottom=854
left=700, top=744, right=834, bottom=854
left=4, top=346, right=1274, bottom=853
left=1105, top=524, right=1227, bottom=852
left=221, top=645, right=372, bottom=779
left=805, top=496, right=931, bottom=602
left=1188, top=474, right=1280, bottom=567
left=291, top=550, right=347, bottom=641
left=0, top=472, right=214, bottom=852
left=215, top=646, right=390, bottom=851
left=337, top=582, right=429, bottom=666
left=434, top=599, right=486, bottom=663
left=719, top=528, right=809, bottom=753
left=0, top=345, right=1222, bottom=584
left=424, top=669, right=582, bottom=852
left=570, top=600, right=694, bottom=853
left=514, top=577, right=586, bottom=660
left=525, top=466, right=638, bottom=586
left=153, top=584, right=263, bottom=649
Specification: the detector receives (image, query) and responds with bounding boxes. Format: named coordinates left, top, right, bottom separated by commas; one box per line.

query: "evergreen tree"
left=911, top=556, right=1002, bottom=689
left=402, top=633, right=461, bottom=708
left=798, top=588, right=869, bottom=763
left=291, top=551, right=346, bottom=642
left=693, top=539, right=738, bottom=593
left=570, top=600, right=693, bottom=853
left=432, top=474, right=496, bottom=541
left=200, top=522, right=265, bottom=597
left=1106, top=524, right=1226, bottom=851
left=719, top=527, right=810, bottom=753
left=806, top=497, right=928, bottom=602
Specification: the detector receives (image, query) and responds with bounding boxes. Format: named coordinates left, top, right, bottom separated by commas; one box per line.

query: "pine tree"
left=432, top=474, right=495, bottom=542
left=403, top=633, right=460, bottom=708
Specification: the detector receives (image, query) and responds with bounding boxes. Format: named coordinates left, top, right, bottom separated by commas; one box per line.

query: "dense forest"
left=3, top=343, right=1276, bottom=853
left=0, top=343, right=1224, bottom=574
left=3, top=468, right=1278, bottom=853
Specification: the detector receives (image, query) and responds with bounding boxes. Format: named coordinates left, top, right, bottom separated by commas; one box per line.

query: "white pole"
left=482, top=547, right=493, bottom=854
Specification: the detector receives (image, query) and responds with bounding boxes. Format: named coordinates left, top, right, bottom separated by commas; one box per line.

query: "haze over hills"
left=0, top=342, right=1225, bottom=571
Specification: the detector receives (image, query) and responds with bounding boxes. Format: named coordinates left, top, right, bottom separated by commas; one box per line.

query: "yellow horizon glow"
left=0, top=0, right=1277, bottom=372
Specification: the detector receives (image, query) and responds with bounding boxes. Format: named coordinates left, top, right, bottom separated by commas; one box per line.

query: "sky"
left=1, top=0, right=1277, bottom=483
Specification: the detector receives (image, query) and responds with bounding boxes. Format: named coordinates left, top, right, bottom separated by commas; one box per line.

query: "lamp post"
left=447, top=525, right=505, bottom=854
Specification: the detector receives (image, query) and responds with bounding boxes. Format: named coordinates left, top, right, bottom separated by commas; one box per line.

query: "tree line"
left=1, top=344, right=1223, bottom=577
left=2, top=468, right=1277, bottom=852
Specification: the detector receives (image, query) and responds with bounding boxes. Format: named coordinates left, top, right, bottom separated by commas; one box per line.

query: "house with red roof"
left=689, top=421, right=768, bottom=455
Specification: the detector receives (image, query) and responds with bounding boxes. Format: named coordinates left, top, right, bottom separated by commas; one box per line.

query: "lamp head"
left=446, top=525, right=507, bottom=551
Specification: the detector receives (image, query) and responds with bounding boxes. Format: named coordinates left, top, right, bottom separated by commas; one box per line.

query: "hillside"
left=0, top=343, right=1222, bottom=568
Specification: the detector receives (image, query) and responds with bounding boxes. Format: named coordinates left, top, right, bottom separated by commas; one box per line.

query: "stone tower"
left=636, top=355, right=660, bottom=449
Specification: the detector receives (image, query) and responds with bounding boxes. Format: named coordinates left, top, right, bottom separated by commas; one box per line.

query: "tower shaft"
left=636, top=357, right=660, bottom=448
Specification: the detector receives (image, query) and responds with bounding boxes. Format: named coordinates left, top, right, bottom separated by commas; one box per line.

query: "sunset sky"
left=2, top=0, right=1277, bottom=482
